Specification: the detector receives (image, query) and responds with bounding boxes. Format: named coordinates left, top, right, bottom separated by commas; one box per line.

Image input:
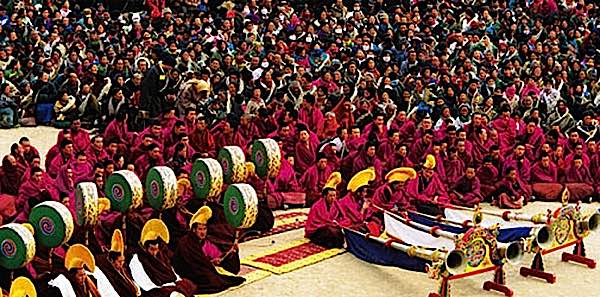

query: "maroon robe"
left=84, top=145, right=109, bottom=166
left=337, top=192, right=367, bottom=228
left=444, top=158, right=465, bottom=188
left=213, top=131, right=247, bottom=151
left=351, top=151, right=383, bottom=184
left=45, top=134, right=66, bottom=170
left=104, top=119, right=135, bottom=146
left=294, top=141, right=317, bottom=174
left=304, top=197, right=345, bottom=248
left=450, top=176, right=482, bottom=207
left=495, top=177, right=530, bottom=209
left=298, top=107, right=324, bottom=134
left=477, top=164, right=499, bottom=199
left=71, top=161, right=94, bottom=184
left=409, top=138, right=432, bottom=164
left=406, top=173, right=448, bottom=217
left=48, top=153, right=72, bottom=179
left=520, top=127, right=545, bottom=161
left=135, top=154, right=164, bottom=181
left=491, top=116, right=517, bottom=155
left=503, top=156, right=531, bottom=183
left=0, top=156, right=25, bottom=196
left=190, top=128, right=217, bottom=158
left=530, top=161, right=563, bottom=201
left=16, top=174, right=58, bottom=222
left=299, top=165, right=333, bottom=206
left=472, top=138, right=492, bottom=167
left=172, top=233, right=245, bottom=294
left=59, top=128, right=90, bottom=152
left=563, top=164, right=595, bottom=202
left=371, top=184, right=412, bottom=212
left=136, top=247, right=196, bottom=297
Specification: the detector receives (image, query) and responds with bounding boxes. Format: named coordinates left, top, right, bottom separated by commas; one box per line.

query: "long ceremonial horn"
left=578, top=212, right=600, bottom=233
left=497, top=241, right=524, bottom=265
left=344, top=228, right=467, bottom=275
left=445, top=204, right=548, bottom=224
left=532, top=225, right=554, bottom=250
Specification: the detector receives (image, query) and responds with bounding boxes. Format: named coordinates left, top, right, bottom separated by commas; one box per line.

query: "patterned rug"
left=195, top=265, right=272, bottom=297
left=241, top=211, right=308, bottom=242
left=241, top=238, right=346, bottom=274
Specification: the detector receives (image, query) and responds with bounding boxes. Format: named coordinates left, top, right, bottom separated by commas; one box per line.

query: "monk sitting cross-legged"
left=305, top=172, right=345, bottom=248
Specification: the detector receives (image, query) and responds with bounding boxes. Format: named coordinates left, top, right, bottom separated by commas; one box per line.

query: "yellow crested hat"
left=245, top=162, right=255, bottom=178
left=190, top=206, right=213, bottom=228
left=323, top=172, right=342, bottom=191
left=385, top=167, right=417, bottom=183
left=9, top=277, right=36, bottom=297
left=110, top=229, right=125, bottom=255
left=98, top=198, right=111, bottom=213
left=347, top=168, right=376, bottom=192
left=423, top=154, right=436, bottom=170
left=140, top=219, right=170, bottom=246
left=65, top=244, right=95, bottom=272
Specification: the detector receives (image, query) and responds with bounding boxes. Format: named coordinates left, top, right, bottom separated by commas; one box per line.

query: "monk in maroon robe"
left=0, top=155, right=24, bottom=196
left=135, top=143, right=164, bottom=181
left=409, top=130, right=433, bottom=164
left=366, top=168, right=417, bottom=230
left=562, top=156, right=595, bottom=202
left=345, top=126, right=366, bottom=153
left=104, top=111, right=136, bottom=147
left=472, top=127, right=493, bottom=167
left=305, top=183, right=345, bottom=248
left=189, top=116, right=216, bottom=158
left=385, top=145, right=414, bottom=173
left=48, top=139, right=74, bottom=179
left=445, top=148, right=465, bottom=188
left=19, top=137, right=40, bottom=165
left=72, top=151, right=94, bottom=184
left=350, top=141, right=383, bottom=184
left=406, top=155, right=448, bottom=216
left=494, top=167, right=529, bottom=209
left=45, top=129, right=71, bottom=170
left=519, top=119, right=546, bottom=161
left=376, top=129, right=400, bottom=169
left=212, top=119, right=247, bottom=150
left=299, top=155, right=333, bottom=207
left=238, top=114, right=260, bottom=144
left=85, top=135, right=109, bottom=166
left=298, top=95, right=324, bottom=134
left=491, top=106, right=517, bottom=156
left=477, top=156, right=499, bottom=201
left=294, top=126, right=317, bottom=174
left=564, top=143, right=590, bottom=168
left=16, top=167, right=58, bottom=222
left=456, top=139, right=473, bottom=167
left=449, top=167, right=482, bottom=207
left=162, top=121, right=188, bottom=155
left=530, top=154, right=564, bottom=201
left=503, top=144, right=531, bottom=184
left=136, top=121, right=164, bottom=148
left=58, top=119, right=90, bottom=152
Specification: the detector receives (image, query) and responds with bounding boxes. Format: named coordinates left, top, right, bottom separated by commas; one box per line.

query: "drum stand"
left=519, top=250, right=556, bottom=284
left=429, top=265, right=513, bottom=297
left=561, top=240, right=596, bottom=268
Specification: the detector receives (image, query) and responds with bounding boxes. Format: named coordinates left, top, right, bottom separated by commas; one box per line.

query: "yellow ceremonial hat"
left=110, top=229, right=125, bottom=256
left=65, top=244, right=95, bottom=272
left=190, top=206, right=213, bottom=228
left=323, top=172, right=342, bottom=191
left=140, top=219, right=170, bottom=246
left=245, top=162, right=255, bottom=179
left=9, top=277, right=36, bottom=297
left=21, top=223, right=34, bottom=236
left=423, top=154, right=436, bottom=170
left=98, top=198, right=111, bottom=213
left=347, top=168, right=376, bottom=192
left=385, top=167, right=417, bottom=183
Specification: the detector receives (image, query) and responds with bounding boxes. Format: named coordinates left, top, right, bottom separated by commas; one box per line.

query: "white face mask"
left=362, top=45, right=369, bottom=51
left=261, top=62, right=269, bottom=68
left=383, top=56, right=391, bottom=62
left=367, top=54, right=374, bottom=59
left=261, top=8, right=268, bottom=15
left=306, top=36, right=313, bottom=43
left=335, top=28, right=343, bottom=34
left=205, top=27, right=212, bottom=34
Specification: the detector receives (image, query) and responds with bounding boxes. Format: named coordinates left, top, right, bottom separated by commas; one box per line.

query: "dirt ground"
left=2, top=127, right=599, bottom=297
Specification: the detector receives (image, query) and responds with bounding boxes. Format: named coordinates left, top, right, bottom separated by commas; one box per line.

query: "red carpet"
left=241, top=239, right=345, bottom=274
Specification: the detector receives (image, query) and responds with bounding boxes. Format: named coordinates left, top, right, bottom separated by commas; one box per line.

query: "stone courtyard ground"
left=2, top=127, right=599, bottom=297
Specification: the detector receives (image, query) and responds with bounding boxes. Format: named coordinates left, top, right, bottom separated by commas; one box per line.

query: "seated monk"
left=338, top=168, right=376, bottom=230
left=494, top=167, right=529, bottom=209
left=129, top=219, right=196, bottom=297
left=477, top=155, right=500, bottom=201
left=450, top=166, right=482, bottom=207
left=366, top=167, right=418, bottom=232
left=530, top=153, right=564, bottom=201
left=173, top=206, right=245, bottom=294
left=299, top=153, right=333, bottom=207
left=305, top=172, right=345, bottom=248
left=406, top=154, right=449, bottom=216
left=48, top=245, right=101, bottom=297
left=94, top=230, right=140, bottom=297
left=562, top=156, right=595, bottom=202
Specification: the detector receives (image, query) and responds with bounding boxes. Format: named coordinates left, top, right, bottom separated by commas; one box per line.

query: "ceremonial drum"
left=218, top=146, right=246, bottom=184
left=75, top=182, right=99, bottom=227
left=223, top=184, right=258, bottom=229
left=29, top=201, right=74, bottom=248
left=106, top=170, right=143, bottom=213
left=0, top=224, right=36, bottom=270
left=252, top=139, right=282, bottom=179
left=146, top=166, right=178, bottom=211
left=191, top=158, right=223, bottom=200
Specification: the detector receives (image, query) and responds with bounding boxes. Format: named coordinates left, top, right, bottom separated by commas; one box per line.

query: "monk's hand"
left=362, top=200, right=371, bottom=211
left=433, top=196, right=439, bottom=204
left=201, top=153, right=209, bottom=157
left=211, top=258, right=222, bottom=266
